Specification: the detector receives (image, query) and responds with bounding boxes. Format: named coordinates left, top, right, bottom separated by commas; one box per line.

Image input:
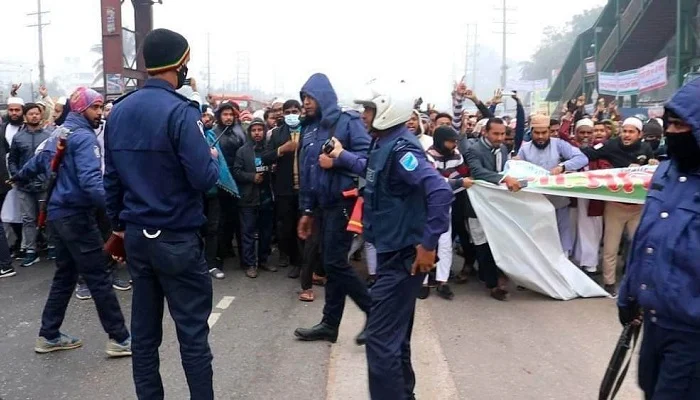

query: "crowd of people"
left=0, top=26, right=698, bottom=400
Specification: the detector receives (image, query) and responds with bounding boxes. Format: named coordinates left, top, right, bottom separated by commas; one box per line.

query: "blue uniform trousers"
left=320, top=201, right=372, bottom=327
left=639, top=318, right=700, bottom=400
left=40, top=213, right=128, bottom=342
left=366, top=246, right=425, bottom=400
left=239, top=204, right=274, bottom=268
left=125, top=226, right=213, bottom=400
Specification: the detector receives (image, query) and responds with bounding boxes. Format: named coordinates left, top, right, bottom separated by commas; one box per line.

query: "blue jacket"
left=618, top=79, right=700, bottom=332
left=104, top=78, right=219, bottom=232
left=298, top=73, right=371, bottom=211
left=335, top=125, right=454, bottom=251
left=15, top=113, right=105, bottom=220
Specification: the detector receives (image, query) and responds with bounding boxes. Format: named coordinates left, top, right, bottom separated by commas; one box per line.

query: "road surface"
left=0, top=253, right=643, bottom=399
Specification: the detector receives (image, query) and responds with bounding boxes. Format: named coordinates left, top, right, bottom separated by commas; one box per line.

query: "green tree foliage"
left=520, top=6, right=604, bottom=80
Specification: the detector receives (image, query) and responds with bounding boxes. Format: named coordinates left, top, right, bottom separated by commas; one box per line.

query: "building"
left=547, top=0, right=700, bottom=111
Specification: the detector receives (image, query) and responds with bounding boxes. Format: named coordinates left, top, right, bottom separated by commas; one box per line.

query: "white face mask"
left=284, top=113, right=301, bottom=127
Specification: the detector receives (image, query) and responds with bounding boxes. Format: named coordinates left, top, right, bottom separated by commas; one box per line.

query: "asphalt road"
left=0, top=253, right=643, bottom=400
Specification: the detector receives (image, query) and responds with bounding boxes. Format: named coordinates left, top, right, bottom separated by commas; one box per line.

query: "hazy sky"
left=3, top=0, right=606, bottom=106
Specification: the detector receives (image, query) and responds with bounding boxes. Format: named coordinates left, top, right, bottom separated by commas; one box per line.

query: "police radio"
left=322, top=138, right=336, bottom=155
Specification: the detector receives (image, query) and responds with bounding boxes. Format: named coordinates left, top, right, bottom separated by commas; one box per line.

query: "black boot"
left=294, top=322, right=338, bottom=343
left=355, top=324, right=368, bottom=346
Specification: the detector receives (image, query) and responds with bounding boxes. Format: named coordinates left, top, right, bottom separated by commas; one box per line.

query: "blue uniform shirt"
left=15, top=113, right=105, bottom=220
left=618, top=79, right=700, bottom=332
left=298, top=73, right=371, bottom=212
left=335, top=125, right=453, bottom=251
left=104, top=78, right=218, bottom=232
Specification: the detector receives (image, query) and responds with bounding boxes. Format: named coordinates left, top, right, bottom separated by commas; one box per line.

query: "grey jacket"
left=8, top=125, right=50, bottom=192
left=465, top=137, right=509, bottom=185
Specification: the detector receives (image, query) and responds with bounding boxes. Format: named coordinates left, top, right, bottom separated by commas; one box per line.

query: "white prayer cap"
left=622, top=117, right=643, bottom=132
left=7, top=97, right=24, bottom=106
left=253, top=109, right=265, bottom=120
left=654, top=117, right=663, bottom=128
left=56, top=96, right=67, bottom=105
left=271, top=97, right=285, bottom=105
left=575, top=118, right=594, bottom=131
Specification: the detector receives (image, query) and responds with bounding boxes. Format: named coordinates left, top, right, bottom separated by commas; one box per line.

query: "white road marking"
left=216, top=296, right=235, bottom=310
left=326, top=302, right=459, bottom=400
left=208, top=313, right=221, bottom=328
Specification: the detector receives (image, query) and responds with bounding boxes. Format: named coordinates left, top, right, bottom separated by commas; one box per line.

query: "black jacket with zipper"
left=8, top=125, right=50, bottom=193
left=232, top=140, right=273, bottom=208
left=260, top=123, right=301, bottom=197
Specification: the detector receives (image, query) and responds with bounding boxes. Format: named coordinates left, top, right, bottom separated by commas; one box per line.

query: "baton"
left=210, top=126, right=230, bottom=148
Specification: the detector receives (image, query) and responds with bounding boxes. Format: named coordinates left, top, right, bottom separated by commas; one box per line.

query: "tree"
left=520, top=6, right=604, bottom=80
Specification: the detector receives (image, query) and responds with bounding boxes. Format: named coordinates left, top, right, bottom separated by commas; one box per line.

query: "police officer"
left=327, top=80, right=453, bottom=399
left=617, top=78, right=700, bottom=399
left=104, top=29, right=219, bottom=400
left=294, top=73, right=373, bottom=344
left=13, top=87, right=131, bottom=357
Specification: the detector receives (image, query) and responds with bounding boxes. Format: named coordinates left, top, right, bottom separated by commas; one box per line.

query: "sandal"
left=299, top=289, right=314, bottom=302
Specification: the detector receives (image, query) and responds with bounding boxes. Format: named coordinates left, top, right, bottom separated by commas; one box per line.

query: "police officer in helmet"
left=104, top=28, right=219, bottom=400
left=327, top=80, right=453, bottom=400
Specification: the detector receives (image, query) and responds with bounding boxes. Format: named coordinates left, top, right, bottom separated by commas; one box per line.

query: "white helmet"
left=353, top=79, right=414, bottom=131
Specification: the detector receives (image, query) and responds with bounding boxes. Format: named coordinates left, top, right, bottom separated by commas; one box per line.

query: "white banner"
left=638, top=57, right=668, bottom=93
left=468, top=183, right=610, bottom=300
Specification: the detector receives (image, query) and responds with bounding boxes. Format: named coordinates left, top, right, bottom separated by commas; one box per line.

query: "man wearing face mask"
left=642, top=118, right=665, bottom=159
left=616, top=77, right=700, bottom=400
left=261, top=100, right=305, bottom=277
left=104, top=28, right=219, bottom=400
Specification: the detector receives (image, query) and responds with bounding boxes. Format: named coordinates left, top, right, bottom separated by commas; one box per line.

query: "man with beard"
left=406, top=109, right=433, bottom=150
left=465, top=118, right=522, bottom=301
left=215, top=102, right=247, bottom=271
left=517, top=114, right=588, bottom=257
left=293, top=73, right=372, bottom=344
left=2, top=97, right=25, bottom=146
left=13, top=87, right=131, bottom=358
left=616, top=77, right=700, bottom=400
left=233, top=118, right=275, bottom=278
left=9, top=103, right=52, bottom=266
left=582, top=117, right=658, bottom=296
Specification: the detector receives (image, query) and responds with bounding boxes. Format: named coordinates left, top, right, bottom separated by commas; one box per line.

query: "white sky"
left=2, top=0, right=606, bottom=107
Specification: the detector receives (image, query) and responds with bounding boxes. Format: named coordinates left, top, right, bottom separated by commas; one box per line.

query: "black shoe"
left=418, top=285, right=430, bottom=300
left=287, top=265, right=301, bottom=279
left=355, top=328, right=367, bottom=346
left=278, top=253, right=290, bottom=268
left=436, top=283, right=454, bottom=300
left=294, top=322, right=338, bottom=343
left=427, top=271, right=437, bottom=288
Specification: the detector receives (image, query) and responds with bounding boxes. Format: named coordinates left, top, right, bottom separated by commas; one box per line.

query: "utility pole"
left=206, top=32, right=211, bottom=93
left=27, top=0, right=50, bottom=87
left=494, top=0, right=516, bottom=89
left=494, top=0, right=516, bottom=113
left=464, top=24, right=479, bottom=90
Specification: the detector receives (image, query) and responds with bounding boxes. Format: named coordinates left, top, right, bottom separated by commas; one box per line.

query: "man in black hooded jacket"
left=232, top=118, right=275, bottom=279
left=214, top=102, right=247, bottom=265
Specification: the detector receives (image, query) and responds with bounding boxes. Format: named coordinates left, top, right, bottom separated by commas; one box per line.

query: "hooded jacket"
left=215, top=104, right=248, bottom=170
left=298, top=73, right=371, bottom=211
left=232, top=121, right=273, bottom=207
left=617, top=78, right=700, bottom=332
